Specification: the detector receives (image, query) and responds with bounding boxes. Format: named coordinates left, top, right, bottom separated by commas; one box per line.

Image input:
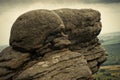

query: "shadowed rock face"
left=0, top=8, right=107, bottom=80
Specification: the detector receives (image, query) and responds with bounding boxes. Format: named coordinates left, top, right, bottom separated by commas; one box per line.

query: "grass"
left=93, top=65, right=120, bottom=80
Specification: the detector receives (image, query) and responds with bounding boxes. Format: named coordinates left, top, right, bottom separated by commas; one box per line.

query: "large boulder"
left=0, top=8, right=107, bottom=80
left=54, top=9, right=101, bottom=43
left=54, top=9, right=107, bottom=74
left=10, top=9, right=65, bottom=52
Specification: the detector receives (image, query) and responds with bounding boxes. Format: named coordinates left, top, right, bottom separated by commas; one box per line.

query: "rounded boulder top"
left=10, top=9, right=65, bottom=52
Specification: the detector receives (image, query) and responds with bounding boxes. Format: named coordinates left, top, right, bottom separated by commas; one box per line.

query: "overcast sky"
left=0, top=0, right=120, bottom=45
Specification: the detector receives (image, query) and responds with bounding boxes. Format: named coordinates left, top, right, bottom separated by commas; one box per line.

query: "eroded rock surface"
left=54, top=9, right=101, bottom=43
left=14, top=50, right=91, bottom=80
left=0, top=8, right=107, bottom=80
left=10, top=10, right=64, bottom=52
left=0, top=47, right=30, bottom=80
left=54, top=9, right=107, bottom=74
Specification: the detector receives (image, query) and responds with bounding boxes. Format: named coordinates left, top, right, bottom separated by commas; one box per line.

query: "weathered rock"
left=54, top=9, right=101, bottom=43
left=54, top=9, right=107, bottom=74
left=10, top=9, right=65, bottom=52
left=69, top=38, right=107, bottom=74
left=0, top=47, right=30, bottom=80
left=13, top=49, right=91, bottom=80
left=0, top=8, right=108, bottom=80
left=0, top=48, right=92, bottom=80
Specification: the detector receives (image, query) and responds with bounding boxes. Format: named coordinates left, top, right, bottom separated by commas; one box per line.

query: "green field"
left=102, top=43, right=120, bottom=66
left=94, top=65, right=120, bottom=80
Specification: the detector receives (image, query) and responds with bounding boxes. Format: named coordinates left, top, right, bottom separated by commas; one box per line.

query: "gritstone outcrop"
left=0, top=8, right=107, bottom=80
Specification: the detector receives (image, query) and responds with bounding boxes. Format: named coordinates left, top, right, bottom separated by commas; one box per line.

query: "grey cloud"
left=80, top=0, right=120, bottom=3
left=0, top=0, right=75, bottom=14
left=0, top=0, right=120, bottom=14
left=0, top=0, right=120, bottom=6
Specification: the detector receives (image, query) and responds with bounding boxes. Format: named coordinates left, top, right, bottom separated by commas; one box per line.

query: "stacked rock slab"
left=54, top=9, right=107, bottom=74
left=0, top=9, right=107, bottom=80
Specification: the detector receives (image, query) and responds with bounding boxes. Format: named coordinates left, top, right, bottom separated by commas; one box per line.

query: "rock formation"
left=54, top=9, right=107, bottom=74
left=0, top=9, right=107, bottom=80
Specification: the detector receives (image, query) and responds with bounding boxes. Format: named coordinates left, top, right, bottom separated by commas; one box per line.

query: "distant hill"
left=99, top=32, right=120, bottom=45
left=98, top=32, right=120, bottom=65
left=103, top=43, right=120, bottom=65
